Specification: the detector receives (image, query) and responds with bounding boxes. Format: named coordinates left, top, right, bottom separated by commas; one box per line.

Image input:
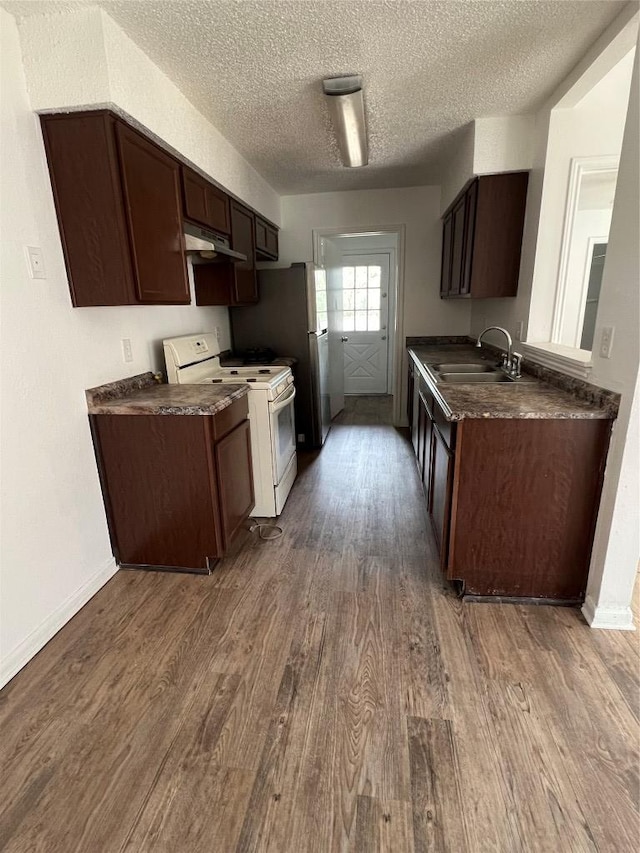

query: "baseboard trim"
left=0, top=556, right=118, bottom=689
left=581, top=594, right=636, bottom=631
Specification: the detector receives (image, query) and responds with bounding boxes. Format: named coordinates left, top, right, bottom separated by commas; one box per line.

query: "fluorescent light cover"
left=323, top=75, right=368, bottom=168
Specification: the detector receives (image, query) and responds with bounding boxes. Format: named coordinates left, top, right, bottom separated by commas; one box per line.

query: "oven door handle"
left=269, top=386, right=296, bottom=413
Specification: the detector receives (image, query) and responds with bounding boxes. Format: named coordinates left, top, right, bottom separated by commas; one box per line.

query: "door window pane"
left=355, top=290, right=368, bottom=310
left=368, top=310, right=380, bottom=330
left=342, top=263, right=385, bottom=331
left=368, top=266, right=381, bottom=286
left=342, top=267, right=355, bottom=288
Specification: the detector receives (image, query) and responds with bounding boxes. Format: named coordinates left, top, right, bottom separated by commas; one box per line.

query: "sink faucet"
left=476, top=326, right=523, bottom=378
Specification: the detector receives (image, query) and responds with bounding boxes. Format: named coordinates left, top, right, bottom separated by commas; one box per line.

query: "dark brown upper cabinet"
left=440, top=172, right=529, bottom=299
left=193, top=200, right=259, bottom=306
left=255, top=215, right=279, bottom=261
left=181, top=166, right=230, bottom=235
left=41, top=111, right=189, bottom=307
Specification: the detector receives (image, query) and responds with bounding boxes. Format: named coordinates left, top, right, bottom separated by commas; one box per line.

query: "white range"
left=163, top=332, right=297, bottom=518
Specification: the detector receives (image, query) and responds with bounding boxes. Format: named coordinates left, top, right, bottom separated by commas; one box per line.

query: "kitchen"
left=1, top=1, right=639, bottom=850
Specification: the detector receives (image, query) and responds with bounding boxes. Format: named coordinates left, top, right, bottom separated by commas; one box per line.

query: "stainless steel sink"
left=431, top=362, right=496, bottom=373
left=437, top=372, right=515, bottom=383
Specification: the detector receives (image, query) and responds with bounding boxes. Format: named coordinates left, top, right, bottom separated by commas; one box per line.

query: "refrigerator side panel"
left=230, top=265, right=318, bottom=448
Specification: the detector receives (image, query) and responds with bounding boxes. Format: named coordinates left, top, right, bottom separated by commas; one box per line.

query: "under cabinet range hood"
left=183, top=222, right=247, bottom=263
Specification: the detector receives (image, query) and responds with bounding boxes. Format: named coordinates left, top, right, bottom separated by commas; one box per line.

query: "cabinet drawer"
left=432, top=399, right=453, bottom=449
left=211, top=395, right=249, bottom=441
left=418, top=378, right=434, bottom=417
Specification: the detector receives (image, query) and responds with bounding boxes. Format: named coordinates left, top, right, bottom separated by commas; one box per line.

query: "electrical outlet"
left=599, top=326, right=614, bottom=359
left=515, top=320, right=524, bottom=342
left=121, top=338, right=133, bottom=363
left=214, top=326, right=221, bottom=342
left=25, top=246, right=46, bottom=279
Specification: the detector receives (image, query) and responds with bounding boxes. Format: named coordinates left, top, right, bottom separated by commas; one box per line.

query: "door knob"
left=341, top=336, right=349, bottom=342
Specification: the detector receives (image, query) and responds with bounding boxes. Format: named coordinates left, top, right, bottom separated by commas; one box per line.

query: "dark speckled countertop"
left=408, top=345, right=617, bottom=421
left=86, top=372, right=248, bottom=416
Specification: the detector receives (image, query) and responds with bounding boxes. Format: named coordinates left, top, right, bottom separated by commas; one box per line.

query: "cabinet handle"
left=341, top=336, right=349, bottom=342
left=381, top=335, right=387, bottom=340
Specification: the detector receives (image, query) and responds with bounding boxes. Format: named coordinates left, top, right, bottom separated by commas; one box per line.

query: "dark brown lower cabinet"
left=407, top=359, right=612, bottom=601
left=429, top=423, right=454, bottom=572
left=90, top=396, right=254, bottom=573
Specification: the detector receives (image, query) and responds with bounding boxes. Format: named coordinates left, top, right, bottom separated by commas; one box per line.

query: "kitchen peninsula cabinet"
left=41, top=111, right=189, bottom=307
left=90, top=394, right=254, bottom=573
left=407, top=350, right=613, bottom=601
left=193, top=200, right=259, bottom=306
left=440, top=172, right=528, bottom=299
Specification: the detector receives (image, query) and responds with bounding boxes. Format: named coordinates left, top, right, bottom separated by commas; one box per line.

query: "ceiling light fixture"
left=322, top=75, right=368, bottom=168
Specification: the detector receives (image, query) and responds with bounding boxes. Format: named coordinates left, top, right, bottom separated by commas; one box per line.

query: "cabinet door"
left=421, top=407, right=433, bottom=504
left=440, top=213, right=453, bottom=297
left=182, top=167, right=231, bottom=235
left=429, top=425, right=454, bottom=571
left=205, top=184, right=231, bottom=235
left=91, top=414, right=224, bottom=571
left=255, top=216, right=279, bottom=259
left=460, top=180, right=477, bottom=296
left=407, top=362, right=415, bottom=428
left=40, top=112, right=137, bottom=306
left=416, top=397, right=428, bottom=478
left=230, top=201, right=258, bottom=304
left=116, top=123, right=190, bottom=304
left=449, top=197, right=466, bottom=296
left=215, top=419, right=254, bottom=549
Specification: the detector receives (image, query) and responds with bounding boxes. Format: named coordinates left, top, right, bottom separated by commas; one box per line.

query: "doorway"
left=312, top=228, right=404, bottom=424
left=340, top=252, right=391, bottom=395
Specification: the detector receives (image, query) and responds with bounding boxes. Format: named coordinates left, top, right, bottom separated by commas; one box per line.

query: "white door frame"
left=312, top=225, right=406, bottom=426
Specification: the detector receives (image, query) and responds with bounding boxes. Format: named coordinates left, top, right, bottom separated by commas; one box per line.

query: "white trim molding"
left=582, top=594, right=637, bottom=630
left=312, top=224, right=406, bottom=427
left=522, top=341, right=593, bottom=379
left=552, top=155, right=619, bottom=347
left=0, top=557, right=118, bottom=689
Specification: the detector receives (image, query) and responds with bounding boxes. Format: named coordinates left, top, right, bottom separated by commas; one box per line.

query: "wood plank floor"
left=1, top=395, right=638, bottom=852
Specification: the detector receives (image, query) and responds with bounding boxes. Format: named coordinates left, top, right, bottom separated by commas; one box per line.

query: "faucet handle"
left=511, top=352, right=523, bottom=377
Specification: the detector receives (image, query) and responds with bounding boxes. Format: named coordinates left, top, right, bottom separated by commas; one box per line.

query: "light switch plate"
left=599, top=326, right=614, bottom=359
left=515, top=320, right=524, bottom=341
left=121, top=338, right=133, bottom=363
left=25, top=246, right=46, bottom=279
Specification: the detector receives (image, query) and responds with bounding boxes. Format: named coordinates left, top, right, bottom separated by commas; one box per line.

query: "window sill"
left=521, top=342, right=593, bottom=380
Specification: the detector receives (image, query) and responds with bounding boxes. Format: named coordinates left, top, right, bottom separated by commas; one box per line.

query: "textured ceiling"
left=4, top=0, right=630, bottom=194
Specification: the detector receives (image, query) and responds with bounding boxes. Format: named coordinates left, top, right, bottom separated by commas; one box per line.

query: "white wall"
left=472, top=115, right=535, bottom=176
left=557, top=208, right=611, bottom=348
left=0, top=7, right=270, bottom=687
left=583, top=45, right=640, bottom=629
left=525, top=53, right=633, bottom=344
left=280, top=186, right=471, bottom=420
left=17, top=7, right=281, bottom=225
left=280, top=186, right=471, bottom=406
left=439, top=123, right=475, bottom=213
left=469, top=34, right=635, bottom=344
